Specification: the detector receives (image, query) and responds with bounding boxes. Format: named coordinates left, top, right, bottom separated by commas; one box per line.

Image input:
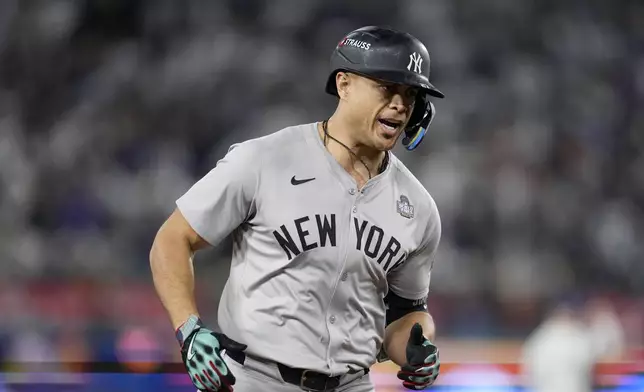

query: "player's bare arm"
left=150, top=208, right=210, bottom=330
left=380, top=289, right=441, bottom=389
left=151, top=209, right=246, bottom=392
left=383, top=310, right=436, bottom=366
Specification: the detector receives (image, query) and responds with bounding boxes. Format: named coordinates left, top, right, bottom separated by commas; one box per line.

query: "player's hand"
left=178, top=318, right=247, bottom=391
left=397, top=323, right=440, bottom=390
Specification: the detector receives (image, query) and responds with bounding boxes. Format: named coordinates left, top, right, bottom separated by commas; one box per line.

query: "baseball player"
left=150, top=26, right=444, bottom=392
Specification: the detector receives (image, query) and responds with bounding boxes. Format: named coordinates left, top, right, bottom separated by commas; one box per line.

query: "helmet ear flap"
left=402, top=98, right=436, bottom=151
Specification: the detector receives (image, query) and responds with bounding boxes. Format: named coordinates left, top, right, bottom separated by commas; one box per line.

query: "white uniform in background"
left=586, top=299, right=625, bottom=360
left=521, top=309, right=596, bottom=392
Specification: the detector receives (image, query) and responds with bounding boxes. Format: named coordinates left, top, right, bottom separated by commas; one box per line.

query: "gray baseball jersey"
left=176, top=122, right=441, bottom=375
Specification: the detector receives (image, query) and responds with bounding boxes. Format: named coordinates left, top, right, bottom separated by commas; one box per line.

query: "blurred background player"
left=520, top=295, right=625, bottom=392
left=521, top=298, right=595, bottom=392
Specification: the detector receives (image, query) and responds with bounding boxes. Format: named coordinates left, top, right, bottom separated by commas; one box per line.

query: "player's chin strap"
left=402, top=101, right=436, bottom=151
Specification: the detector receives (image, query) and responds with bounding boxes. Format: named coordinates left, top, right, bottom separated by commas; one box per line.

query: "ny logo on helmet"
left=407, top=52, right=423, bottom=74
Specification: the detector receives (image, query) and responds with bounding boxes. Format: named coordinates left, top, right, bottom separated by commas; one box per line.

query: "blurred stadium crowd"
left=0, top=0, right=643, bottom=373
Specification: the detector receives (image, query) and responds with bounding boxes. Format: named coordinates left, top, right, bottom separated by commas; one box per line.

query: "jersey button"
left=349, top=188, right=356, bottom=195
left=352, top=206, right=357, bottom=213
left=341, top=272, right=348, bottom=281
left=329, top=315, right=336, bottom=324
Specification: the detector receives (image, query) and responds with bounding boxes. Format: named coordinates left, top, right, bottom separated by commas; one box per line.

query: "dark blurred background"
left=0, top=0, right=643, bottom=391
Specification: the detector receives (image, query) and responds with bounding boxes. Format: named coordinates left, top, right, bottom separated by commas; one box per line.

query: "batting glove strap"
left=176, top=315, right=204, bottom=348
left=397, top=360, right=441, bottom=390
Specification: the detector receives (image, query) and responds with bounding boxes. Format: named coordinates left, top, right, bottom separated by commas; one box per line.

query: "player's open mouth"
left=378, top=119, right=402, bottom=135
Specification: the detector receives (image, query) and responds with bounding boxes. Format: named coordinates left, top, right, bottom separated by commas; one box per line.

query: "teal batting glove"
left=176, top=315, right=247, bottom=392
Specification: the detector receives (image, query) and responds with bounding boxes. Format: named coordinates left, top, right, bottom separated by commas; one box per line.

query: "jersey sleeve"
left=387, top=198, right=441, bottom=300
left=175, top=141, right=259, bottom=247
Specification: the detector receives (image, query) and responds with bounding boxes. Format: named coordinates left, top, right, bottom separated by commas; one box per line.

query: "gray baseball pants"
left=221, top=351, right=375, bottom=392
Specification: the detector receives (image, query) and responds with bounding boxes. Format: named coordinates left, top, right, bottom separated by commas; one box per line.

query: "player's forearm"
left=383, top=311, right=436, bottom=366
left=150, top=231, right=200, bottom=330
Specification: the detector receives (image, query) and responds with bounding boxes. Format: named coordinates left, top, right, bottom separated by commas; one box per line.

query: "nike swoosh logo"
left=187, top=336, right=196, bottom=360
left=291, top=176, right=315, bottom=185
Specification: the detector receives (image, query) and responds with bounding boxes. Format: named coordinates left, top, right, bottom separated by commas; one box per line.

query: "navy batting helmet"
left=325, top=26, right=444, bottom=151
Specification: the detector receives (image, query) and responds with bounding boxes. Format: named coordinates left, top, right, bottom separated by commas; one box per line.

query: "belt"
left=225, top=350, right=369, bottom=392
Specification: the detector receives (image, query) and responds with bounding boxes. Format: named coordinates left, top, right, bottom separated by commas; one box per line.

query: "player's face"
left=348, top=74, right=418, bottom=151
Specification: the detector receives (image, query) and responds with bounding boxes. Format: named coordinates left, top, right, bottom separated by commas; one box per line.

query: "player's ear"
left=336, top=72, right=351, bottom=101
